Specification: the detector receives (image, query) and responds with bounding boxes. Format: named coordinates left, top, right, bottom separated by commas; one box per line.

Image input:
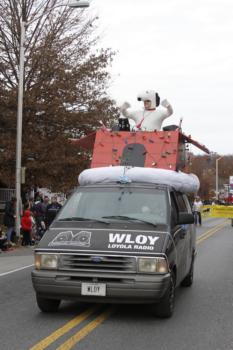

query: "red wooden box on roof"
left=71, top=128, right=209, bottom=171
left=91, top=129, right=179, bottom=170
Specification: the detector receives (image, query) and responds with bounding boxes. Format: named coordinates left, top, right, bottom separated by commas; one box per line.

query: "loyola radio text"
left=108, top=233, right=159, bottom=250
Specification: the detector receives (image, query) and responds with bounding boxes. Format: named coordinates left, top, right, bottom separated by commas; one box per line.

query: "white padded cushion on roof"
left=78, top=166, right=200, bottom=193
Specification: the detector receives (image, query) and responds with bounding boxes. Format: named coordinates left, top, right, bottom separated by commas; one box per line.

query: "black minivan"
left=32, top=177, right=195, bottom=318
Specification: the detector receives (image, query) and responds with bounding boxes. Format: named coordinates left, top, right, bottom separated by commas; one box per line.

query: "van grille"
left=59, top=254, right=136, bottom=273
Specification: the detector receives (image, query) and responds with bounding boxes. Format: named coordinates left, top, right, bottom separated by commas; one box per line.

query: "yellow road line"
left=197, top=222, right=224, bottom=241
left=56, top=306, right=115, bottom=350
left=197, top=222, right=226, bottom=244
left=197, top=221, right=228, bottom=245
left=29, top=305, right=100, bottom=350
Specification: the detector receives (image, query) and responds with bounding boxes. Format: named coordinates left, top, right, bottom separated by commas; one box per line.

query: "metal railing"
left=0, top=188, right=16, bottom=210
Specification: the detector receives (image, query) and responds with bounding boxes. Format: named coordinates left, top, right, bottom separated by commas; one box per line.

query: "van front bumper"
left=31, top=270, right=171, bottom=304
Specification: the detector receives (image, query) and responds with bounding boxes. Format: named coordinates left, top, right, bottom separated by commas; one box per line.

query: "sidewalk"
left=0, top=244, right=35, bottom=257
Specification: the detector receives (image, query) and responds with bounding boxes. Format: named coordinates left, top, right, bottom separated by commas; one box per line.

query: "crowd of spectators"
left=0, top=189, right=63, bottom=252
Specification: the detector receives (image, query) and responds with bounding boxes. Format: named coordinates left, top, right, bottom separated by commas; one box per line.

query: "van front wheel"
left=181, top=255, right=194, bottom=287
left=36, top=295, right=61, bottom=313
left=154, top=272, right=175, bottom=318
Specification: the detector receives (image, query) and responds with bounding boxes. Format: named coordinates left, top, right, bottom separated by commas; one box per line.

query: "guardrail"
left=0, top=188, right=16, bottom=210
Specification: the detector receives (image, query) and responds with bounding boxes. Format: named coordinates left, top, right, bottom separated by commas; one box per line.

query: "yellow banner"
left=201, top=205, right=233, bottom=218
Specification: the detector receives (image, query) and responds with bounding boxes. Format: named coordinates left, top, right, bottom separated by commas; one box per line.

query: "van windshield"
left=56, top=187, right=168, bottom=225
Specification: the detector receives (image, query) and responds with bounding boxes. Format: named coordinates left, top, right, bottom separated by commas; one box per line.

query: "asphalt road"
left=0, top=217, right=233, bottom=350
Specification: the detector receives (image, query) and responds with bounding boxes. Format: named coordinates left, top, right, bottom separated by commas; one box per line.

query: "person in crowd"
left=45, top=196, right=62, bottom=227
left=21, top=209, right=33, bottom=246
left=32, top=196, right=49, bottom=232
left=193, top=196, right=203, bottom=226
left=34, top=190, right=43, bottom=203
left=0, top=228, right=8, bottom=252
left=24, top=202, right=36, bottom=243
left=3, top=197, right=16, bottom=244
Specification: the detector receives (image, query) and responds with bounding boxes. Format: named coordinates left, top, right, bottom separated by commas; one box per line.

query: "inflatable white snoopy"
left=119, top=90, right=173, bottom=131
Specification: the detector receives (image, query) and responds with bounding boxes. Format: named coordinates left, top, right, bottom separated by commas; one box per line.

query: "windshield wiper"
left=102, top=215, right=157, bottom=227
left=58, top=217, right=110, bottom=224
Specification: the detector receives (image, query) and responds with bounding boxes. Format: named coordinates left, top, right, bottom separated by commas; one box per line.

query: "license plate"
left=81, top=283, right=106, bottom=296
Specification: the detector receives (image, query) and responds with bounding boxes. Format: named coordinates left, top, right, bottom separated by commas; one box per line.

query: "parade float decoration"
left=72, top=90, right=210, bottom=193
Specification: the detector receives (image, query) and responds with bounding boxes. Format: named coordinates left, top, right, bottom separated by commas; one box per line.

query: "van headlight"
left=35, top=254, right=58, bottom=270
left=138, top=257, right=168, bottom=274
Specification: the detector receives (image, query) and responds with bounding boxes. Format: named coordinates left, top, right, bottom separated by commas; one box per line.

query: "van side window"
left=170, top=192, right=179, bottom=228
left=183, top=194, right=193, bottom=213
left=176, top=192, right=188, bottom=213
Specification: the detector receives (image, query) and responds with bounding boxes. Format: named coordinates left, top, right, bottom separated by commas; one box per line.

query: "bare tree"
left=0, top=0, right=117, bottom=191
left=189, top=154, right=233, bottom=200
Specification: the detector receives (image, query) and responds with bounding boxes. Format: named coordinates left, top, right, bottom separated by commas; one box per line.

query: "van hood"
left=36, top=227, right=169, bottom=254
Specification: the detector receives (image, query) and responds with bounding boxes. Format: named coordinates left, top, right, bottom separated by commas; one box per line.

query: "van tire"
left=154, top=272, right=175, bottom=318
left=36, top=295, right=61, bottom=313
left=181, top=256, right=194, bottom=287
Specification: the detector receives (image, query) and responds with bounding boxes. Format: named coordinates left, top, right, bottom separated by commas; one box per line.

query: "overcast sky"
left=90, top=0, right=233, bottom=155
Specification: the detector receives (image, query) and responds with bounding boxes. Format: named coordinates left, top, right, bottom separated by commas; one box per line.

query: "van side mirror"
left=177, top=212, right=194, bottom=225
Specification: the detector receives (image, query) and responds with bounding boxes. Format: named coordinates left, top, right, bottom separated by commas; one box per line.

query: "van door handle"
left=180, top=230, right=186, bottom=239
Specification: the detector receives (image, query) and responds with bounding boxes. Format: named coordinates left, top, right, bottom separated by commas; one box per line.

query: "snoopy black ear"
left=155, top=93, right=160, bottom=107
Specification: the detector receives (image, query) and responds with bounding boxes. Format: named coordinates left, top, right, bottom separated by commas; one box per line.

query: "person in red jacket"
left=21, top=210, right=32, bottom=246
